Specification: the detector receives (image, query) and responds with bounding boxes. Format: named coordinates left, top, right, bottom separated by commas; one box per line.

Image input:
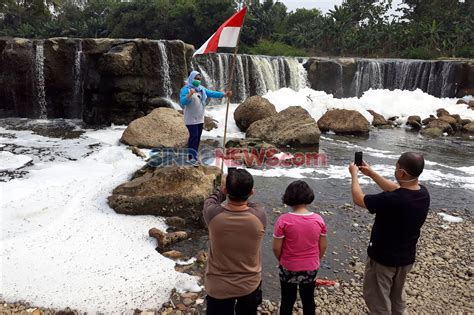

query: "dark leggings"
left=186, top=123, right=203, bottom=160
left=280, top=281, right=316, bottom=315
left=206, top=282, right=262, bottom=315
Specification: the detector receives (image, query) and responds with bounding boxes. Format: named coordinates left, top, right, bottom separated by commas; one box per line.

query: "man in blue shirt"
left=180, top=71, right=232, bottom=164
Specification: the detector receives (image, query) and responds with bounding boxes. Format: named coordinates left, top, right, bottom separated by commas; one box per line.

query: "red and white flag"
left=193, top=6, right=247, bottom=56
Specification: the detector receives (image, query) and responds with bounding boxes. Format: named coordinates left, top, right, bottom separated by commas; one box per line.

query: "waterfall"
left=34, top=41, right=47, bottom=119
left=192, top=53, right=308, bottom=102
left=351, top=59, right=462, bottom=98
left=157, top=41, right=172, bottom=98
left=72, top=40, right=84, bottom=118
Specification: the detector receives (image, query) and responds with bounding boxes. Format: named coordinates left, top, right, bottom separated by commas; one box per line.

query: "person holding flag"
left=186, top=5, right=247, bottom=167
left=179, top=71, right=231, bottom=165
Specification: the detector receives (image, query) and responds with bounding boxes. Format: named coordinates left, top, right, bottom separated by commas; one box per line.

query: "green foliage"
left=402, top=47, right=438, bottom=60
left=247, top=40, right=307, bottom=57
left=0, top=0, right=472, bottom=58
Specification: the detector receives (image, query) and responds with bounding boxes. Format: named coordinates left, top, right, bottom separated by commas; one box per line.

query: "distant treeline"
left=1, top=0, right=473, bottom=59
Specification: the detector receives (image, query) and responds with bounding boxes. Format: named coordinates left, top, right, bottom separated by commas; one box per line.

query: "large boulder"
left=108, top=165, right=221, bottom=225
left=438, top=115, right=460, bottom=131
left=234, top=96, right=277, bottom=132
left=317, top=109, right=370, bottom=135
left=367, top=110, right=389, bottom=127
left=421, top=119, right=454, bottom=137
left=121, top=108, right=188, bottom=148
left=246, top=106, right=320, bottom=147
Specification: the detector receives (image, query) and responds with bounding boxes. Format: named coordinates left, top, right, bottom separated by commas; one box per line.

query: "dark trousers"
left=206, top=283, right=262, bottom=315
left=186, top=123, right=203, bottom=160
left=280, top=281, right=316, bottom=315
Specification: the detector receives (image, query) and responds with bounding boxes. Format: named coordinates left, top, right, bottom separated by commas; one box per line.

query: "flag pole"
left=221, top=7, right=246, bottom=173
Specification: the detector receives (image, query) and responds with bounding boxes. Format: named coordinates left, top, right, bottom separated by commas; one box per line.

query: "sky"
left=280, top=0, right=403, bottom=13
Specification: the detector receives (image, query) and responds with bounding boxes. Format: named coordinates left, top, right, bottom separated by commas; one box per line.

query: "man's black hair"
left=226, top=169, right=254, bottom=202
left=282, top=180, right=315, bottom=206
left=398, top=152, right=425, bottom=178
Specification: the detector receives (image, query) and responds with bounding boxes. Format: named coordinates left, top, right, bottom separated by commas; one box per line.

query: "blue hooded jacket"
left=179, top=71, right=225, bottom=108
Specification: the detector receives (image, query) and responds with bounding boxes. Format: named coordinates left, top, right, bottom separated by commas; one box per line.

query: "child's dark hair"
left=282, top=180, right=315, bottom=206
left=226, top=169, right=254, bottom=202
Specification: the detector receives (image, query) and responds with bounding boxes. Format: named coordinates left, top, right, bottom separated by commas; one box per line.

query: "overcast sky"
left=280, top=0, right=403, bottom=13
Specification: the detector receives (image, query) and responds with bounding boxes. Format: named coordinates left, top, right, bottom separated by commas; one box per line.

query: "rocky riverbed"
left=2, top=208, right=471, bottom=314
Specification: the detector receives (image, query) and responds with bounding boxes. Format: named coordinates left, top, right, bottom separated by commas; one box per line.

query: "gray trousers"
left=363, top=257, right=413, bottom=315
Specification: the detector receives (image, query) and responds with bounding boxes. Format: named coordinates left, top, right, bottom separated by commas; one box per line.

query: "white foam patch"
left=438, top=212, right=463, bottom=223
left=0, top=129, right=200, bottom=313
left=0, top=151, right=32, bottom=171
left=204, top=88, right=474, bottom=137
left=83, top=125, right=127, bottom=146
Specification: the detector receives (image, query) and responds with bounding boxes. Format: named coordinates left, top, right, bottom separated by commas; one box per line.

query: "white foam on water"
left=202, top=88, right=473, bottom=188
left=204, top=87, right=474, bottom=134
left=0, top=127, right=200, bottom=313
left=0, top=151, right=33, bottom=171
left=438, top=212, right=463, bottom=223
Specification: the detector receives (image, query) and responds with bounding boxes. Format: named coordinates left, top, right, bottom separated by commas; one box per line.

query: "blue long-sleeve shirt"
left=179, top=86, right=224, bottom=107
left=179, top=86, right=225, bottom=125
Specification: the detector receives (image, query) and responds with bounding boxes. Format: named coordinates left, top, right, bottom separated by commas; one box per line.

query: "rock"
left=127, top=146, right=147, bottom=159
left=234, top=96, right=277, bottom=132
left=303, top=58, right=357, bottom=98
left=367, top=110, right=388, bottom=127
left=182, top=298, right=194, bottom=306
left=149, top=228, right=188, bottom=251
left=204, top=116, right=218, bottom=131
left=165, top=216, right=186, bottom=228
left=225, top=138, right=280, bottom=168
left=246, top=106, right=320, bottom=147
left=456, top=99, right=467, bottom=105
left=120, top=108, right=188, bottom=148
left=162, top=250, right=184, bottom=259
left=426, top=119, right=454, bottom=134
left=196, top=250, right=208, bottom=264
left=469, top=100, right=474, bottom=109
left=438, top=115, right=458, bottom=128
left=406, top=115, right=422, bottom=130
left=99, top=42, right=137, bottom=76
left=436, top=108, right=450, bottom=117
left=108, top=165, right=221, bottom=225
left=317, top=109, right=370, bottom=135
left=421, top=128, right=444, bottom=137
left=145, top=97, right=174, bottom=113
left=462, top=122, right=474, bottom=133
left=422, top=115, right=437, bottom=125
left=460, top=119, right=471, bottom=126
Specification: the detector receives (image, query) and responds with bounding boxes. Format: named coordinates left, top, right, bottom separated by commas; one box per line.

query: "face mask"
left=192, top=80, right=201, bottom=87
left=395, top=168, right=418, bottom=183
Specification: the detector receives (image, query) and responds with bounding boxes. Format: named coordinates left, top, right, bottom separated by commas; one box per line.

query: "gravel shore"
left=2, top=208, right=472, bottom=314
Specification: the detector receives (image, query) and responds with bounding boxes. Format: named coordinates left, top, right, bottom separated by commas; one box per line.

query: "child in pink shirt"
left=272, top=180, right=328, bottom=315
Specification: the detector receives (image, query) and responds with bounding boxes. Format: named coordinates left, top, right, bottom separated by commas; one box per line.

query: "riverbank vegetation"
left=0, top=0, right=472, bottom=59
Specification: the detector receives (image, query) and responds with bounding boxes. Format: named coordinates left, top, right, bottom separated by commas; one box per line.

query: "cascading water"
left=157, top=41, right=173, bottom=98
left=34, top=41, right=47, bottom=119
left=192, top=53, right=308, bottom=102
left=351, top=59, right=462, bottom=98
left=72, top=40, right=84, bottom=118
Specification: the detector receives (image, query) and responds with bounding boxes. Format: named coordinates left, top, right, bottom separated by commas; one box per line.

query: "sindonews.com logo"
left=147, top=147, right=328, bottom=168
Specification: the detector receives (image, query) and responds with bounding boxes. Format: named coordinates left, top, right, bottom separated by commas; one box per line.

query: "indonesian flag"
left=193, top=6, right=247, bottom=56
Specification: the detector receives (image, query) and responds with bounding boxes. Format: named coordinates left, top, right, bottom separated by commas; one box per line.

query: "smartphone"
left=355, top=152, right=363, bottom=167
